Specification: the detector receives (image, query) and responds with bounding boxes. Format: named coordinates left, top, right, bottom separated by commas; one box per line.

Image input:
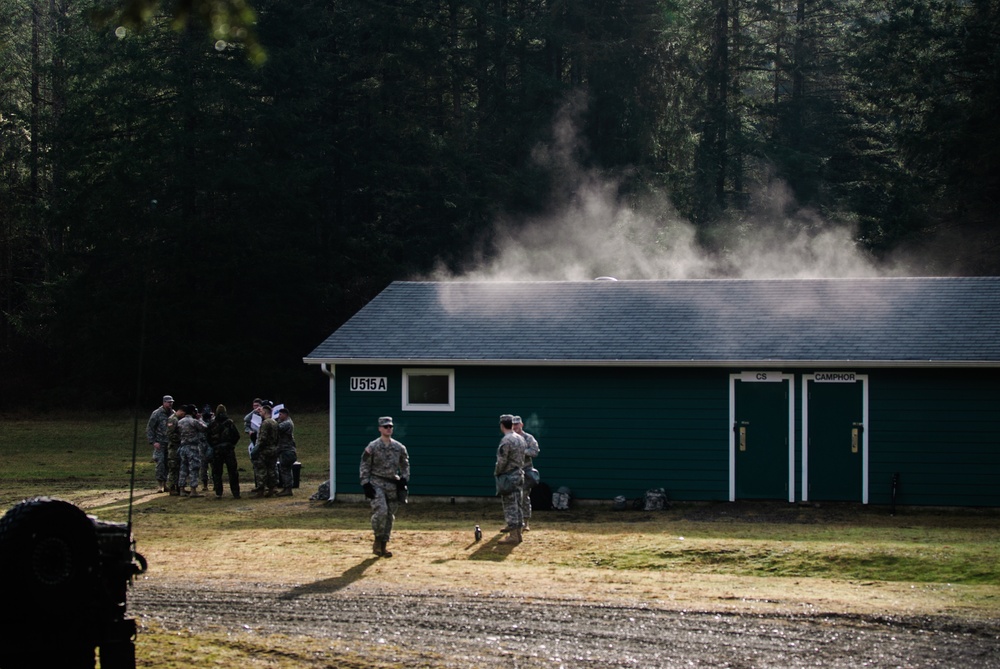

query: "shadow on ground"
left=279, top=557, right=380, bottom=599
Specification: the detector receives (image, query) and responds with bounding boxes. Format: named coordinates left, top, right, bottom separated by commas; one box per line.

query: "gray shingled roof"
left=303, top=277, right=1000, bottom=366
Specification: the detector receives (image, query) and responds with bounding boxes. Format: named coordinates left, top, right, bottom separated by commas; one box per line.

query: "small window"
left=402, top=368, right=455, bottom=411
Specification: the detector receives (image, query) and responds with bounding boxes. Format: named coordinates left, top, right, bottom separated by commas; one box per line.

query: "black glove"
left=396, top=477, right=408, bottom=491
left=363, top=482, right=376, bottom=499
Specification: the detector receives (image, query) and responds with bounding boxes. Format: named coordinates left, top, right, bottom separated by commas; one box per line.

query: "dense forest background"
left=1, top=0, right=998, bottom=409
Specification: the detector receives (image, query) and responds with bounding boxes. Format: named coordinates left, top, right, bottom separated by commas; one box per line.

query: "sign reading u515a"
left=350, top=377, right=387, bottom=391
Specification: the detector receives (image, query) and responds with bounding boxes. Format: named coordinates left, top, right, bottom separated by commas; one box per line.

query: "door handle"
left=851, top=423, right=864, bottom=453
left=734, top=422, right=750, bottom=451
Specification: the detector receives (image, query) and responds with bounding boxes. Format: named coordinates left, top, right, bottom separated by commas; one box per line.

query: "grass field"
left=2, top=412, right=999, bottom=668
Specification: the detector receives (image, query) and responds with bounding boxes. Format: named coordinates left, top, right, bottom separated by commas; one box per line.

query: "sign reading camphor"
left=814, top=372, right=856, bottom=383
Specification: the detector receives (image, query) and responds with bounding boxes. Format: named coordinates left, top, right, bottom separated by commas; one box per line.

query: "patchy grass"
left=137, top=622, right=437, bottom=669
left=571, top=538, right=1000, bottom=584
left=3, top=413, right=1000, bottom=668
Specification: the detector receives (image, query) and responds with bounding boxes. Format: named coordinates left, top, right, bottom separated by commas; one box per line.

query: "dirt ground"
left=127, top=497, right=1000, bottom=669
left=132, top=577, right=999, bottom=668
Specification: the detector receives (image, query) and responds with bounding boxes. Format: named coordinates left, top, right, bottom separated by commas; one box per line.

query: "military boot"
left=498, top=527, right=520, bottom=544
left=380, top=540, right=393, bottom=558
left=372, top=539, right=383, bottom=556
left=189, top=485, right=204, bottom=498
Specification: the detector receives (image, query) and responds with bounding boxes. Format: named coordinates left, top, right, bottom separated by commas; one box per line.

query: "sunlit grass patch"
left=567, top=538, right=1000, bottom=585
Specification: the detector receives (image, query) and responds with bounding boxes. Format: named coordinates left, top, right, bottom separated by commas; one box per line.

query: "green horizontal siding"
left=334, top=365, right=730, bottom=501
left=868, top=369, right=1000, bottom=507
left=329, top=365, right=1000, bottom=507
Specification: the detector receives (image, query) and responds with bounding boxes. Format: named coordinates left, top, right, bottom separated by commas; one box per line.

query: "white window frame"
left=402, top=368, right=455, bottom=412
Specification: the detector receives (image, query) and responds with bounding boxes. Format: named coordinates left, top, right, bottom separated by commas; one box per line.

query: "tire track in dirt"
left=131, top=581, right=1000, bottom=668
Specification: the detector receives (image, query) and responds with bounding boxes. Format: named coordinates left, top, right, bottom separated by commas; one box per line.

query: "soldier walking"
left=360, top=416, right=410, bottom=557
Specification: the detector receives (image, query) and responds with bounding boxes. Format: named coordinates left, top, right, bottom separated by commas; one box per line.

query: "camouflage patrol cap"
left=512, top=415, right=523, bottom=424
left=378, top=416, right=394, bottom=427
left=163, top=395, right=174, bottom=402
left=499, top=414, right=514, bottom=423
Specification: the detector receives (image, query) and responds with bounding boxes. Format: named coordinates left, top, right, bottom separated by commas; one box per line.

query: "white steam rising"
left=428, top=96, right=913, bottom=283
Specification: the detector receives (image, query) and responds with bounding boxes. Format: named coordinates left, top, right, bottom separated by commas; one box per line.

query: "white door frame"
left=801, top=373, right=869, bottom=504
left=729, top=372, right=796, bottom=503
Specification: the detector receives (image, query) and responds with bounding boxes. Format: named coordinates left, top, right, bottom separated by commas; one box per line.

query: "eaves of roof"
left=302, top=357, right=1000, bottom=368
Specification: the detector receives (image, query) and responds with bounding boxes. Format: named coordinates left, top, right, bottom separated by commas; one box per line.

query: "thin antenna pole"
left=127, top=200, right=156, bottom=533
left=128, top=296, right=147, bottom=534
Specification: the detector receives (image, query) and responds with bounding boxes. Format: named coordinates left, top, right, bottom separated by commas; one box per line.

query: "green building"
left=304, top=277, right=1000, bottom=507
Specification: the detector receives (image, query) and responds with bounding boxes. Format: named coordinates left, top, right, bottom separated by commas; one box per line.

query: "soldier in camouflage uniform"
left=251, top=402, right=280, bottom=497
left=512, top=415, right=540, bottom=532
left=360, top=416, right=410, bottom=557
left=495, top=414, right=526, bottom=544
left=275, top=406, right=297, bottom=496
left=177, top=405, right=208, bottom=497
left=244, top=398, right=263, bottom=490
left=198, top=405, right=214, bottom=490
left=146, top=395, right=174, bottom=492
left=207, top=403, right=242, bottom=499
left=165, top=405, right=185, bottom=495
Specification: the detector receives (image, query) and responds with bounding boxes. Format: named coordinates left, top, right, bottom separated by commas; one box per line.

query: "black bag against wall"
left=530, top=481, right=552, bottom=510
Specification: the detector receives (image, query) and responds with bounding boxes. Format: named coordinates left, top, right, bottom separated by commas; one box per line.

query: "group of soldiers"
left=494, top=414, right=541, bottom=545
left=146, top=395, right=298, bottom=499
left=242, top=397, right=300, bottom=497
left=148, top=398, right=539, bottom=557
